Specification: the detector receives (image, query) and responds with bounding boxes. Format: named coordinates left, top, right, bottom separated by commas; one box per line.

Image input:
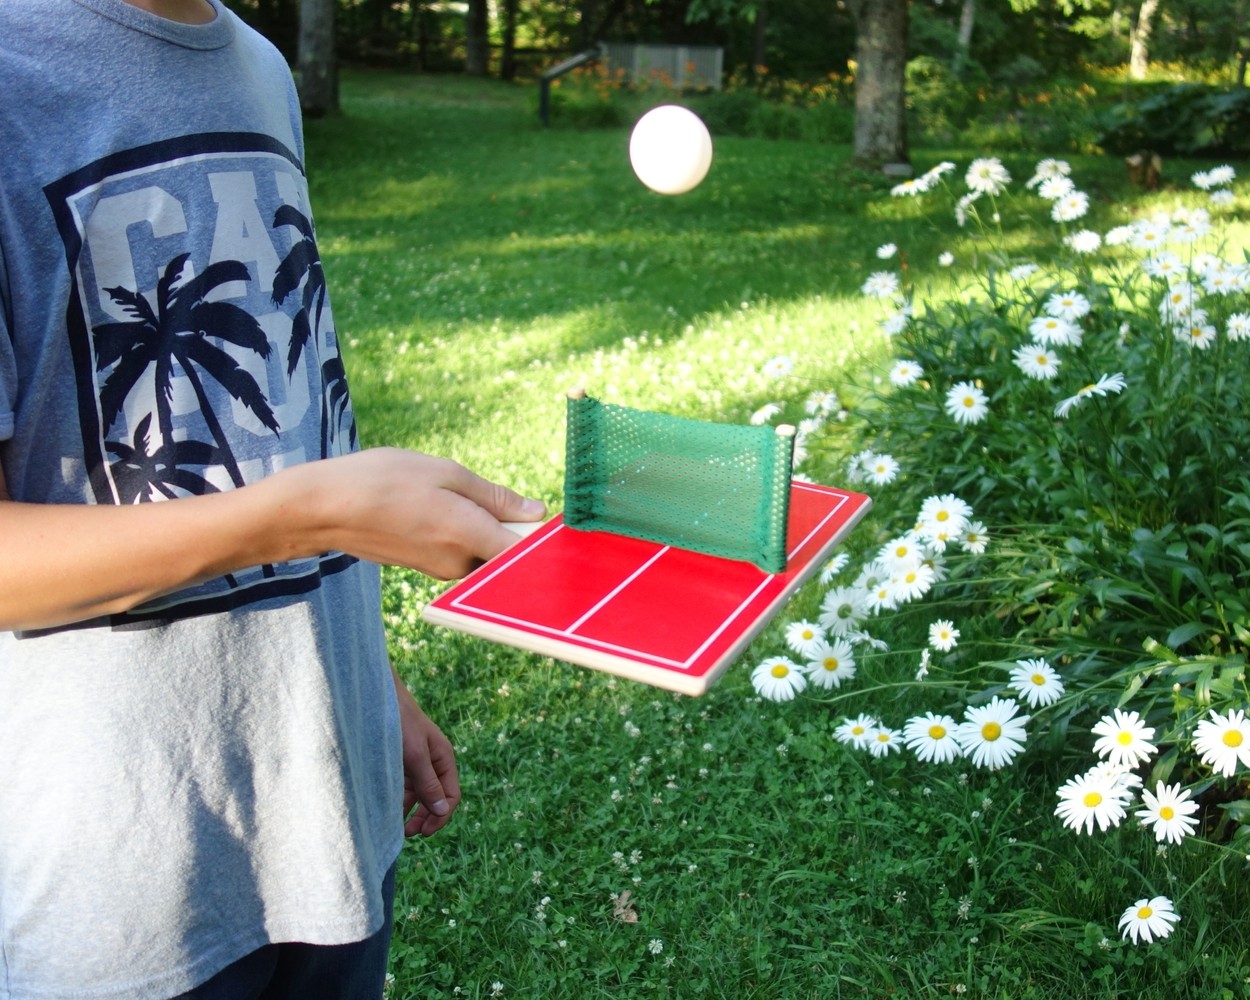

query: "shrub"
left=1096, top=83, right=1250, bottom=156
left=746, top=154, right=1250, bottom=943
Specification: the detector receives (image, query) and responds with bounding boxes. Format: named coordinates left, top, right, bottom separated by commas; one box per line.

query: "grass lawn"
left=306, top=72, right=1250, bottom=998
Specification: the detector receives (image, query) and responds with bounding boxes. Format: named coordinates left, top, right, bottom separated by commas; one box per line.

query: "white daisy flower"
left=944, top=381, right=989, bottom=425
left=1131, top=220, right=1169, bottom=250
left=889, top=359, right=924, bottom=387
left=1104, top=224, right=1135, bottom=245
left=1037, top=175, right=1076, bottom=201
left=864, top=578, right=898, bottom=614
left=891, top=177, right=930, bottom=197
left=864, top=452, right=900, bottom=485
left=1027, top=158, right=1071, bottom=188
left=749, top=402, right=782, bottom=425
left=1176, top=320, right=1218, bottom=350
left=805, top=390, right=839, bottom=415
left=880, top=308, right=911, bottom=337
left=1054, top=373, right=1127, bottom=419
left=1192, top=708, right=1250, bottom=777
left=835, top=713, right=878, bottom=749
left=1013, top=343, right=1061, bottom=380
left=761, top=355, right=794, bottom=379
left=1051, top=190, right=1089, bottom=222
left=1158, top=281, right=1199, bottom=323
left=965, top=157, right=1011, bottom=195
left=867, top=725, right=904, bottom=758
left=877, top=242, right=898, bottom=259
left=1044, top=290, right=1092, bottom=321
left=785, top=620, right=827, bottom=659
left=819, top=586, right=868, bottom=636
left=861, top=271, right=901, bottom=299
left=1008, top=263, right=1039, bottom=281
left=1064, top=229, right=1102, bottom=254
left=928, top=619, right=960, bottom=652
left=921, top=161, right=956, bottom=184
left=1226, top=312, right=1250, bottom=342
left=1118, top=896, right=1179, bottom=945
left=1008, top=658, right=1065, bottom=708
left=888, top=563, right=936, bottom=604
left=1054, top=768, right=1130, bottom=834
left=958, top=521, right=988, bottom=554
left=938, top=251, right=955, bottom=267
left=955, top=697, right=1030, bottom=770
left=817, top=552, right=850, bottom=586
left=915, top=647, right=931, bottom=681
left=903, top=712, right=963, bottom=763
left=1086, top=760, right=1143, bottom=799
left=880, top=533, right=924, bottom=571
left=805, top=637, right=857, bottom=690
left=1141, top=251, right=1184, bottom=282
left=1208, top=164, right=1235, bottom=185
left=1092, top=708, right=1157, bottom=768
left=1135, top=782, right=1200, bottom=845
left=1191, top=169, right=1216, bottom=190
left=1028, top=314, right=1082, bottom=347
left=918, top=493, right=974, bottom=540
left=1210, top=188, right=1235, bottom=207
left=750, top=657, right=806, bottom=702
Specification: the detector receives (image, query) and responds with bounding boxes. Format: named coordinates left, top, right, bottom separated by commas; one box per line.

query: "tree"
left=465, top=0, right=490, bottom=76
left=298, top=0, right=338, bottom=116
left=1130, top=0, right=1163, bottom=77
left=848, top=0, right=909, bottom=168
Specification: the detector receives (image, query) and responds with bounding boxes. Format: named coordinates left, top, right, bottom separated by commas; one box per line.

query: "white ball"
left=628, top=105, right=713, bottom=196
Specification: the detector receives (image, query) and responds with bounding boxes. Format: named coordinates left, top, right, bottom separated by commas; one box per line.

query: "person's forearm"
left=0, top=448, right=544, bottom=632
left=0, top=468, right=316, bottom=631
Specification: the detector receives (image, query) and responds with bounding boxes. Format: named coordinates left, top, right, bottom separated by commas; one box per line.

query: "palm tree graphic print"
left=42, top=133, right=361, bottom=624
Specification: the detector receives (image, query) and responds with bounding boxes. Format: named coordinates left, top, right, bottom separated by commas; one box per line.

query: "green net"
left=563, top=393, right=794, bottom=573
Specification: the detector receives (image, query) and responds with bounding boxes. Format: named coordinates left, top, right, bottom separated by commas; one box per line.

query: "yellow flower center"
left=801, top=629, right=814, bottom=640
left=962, top=396, right=975, bottom=408
left=877, top=733, right=890, bottom=743
left=1031, top=674, right=1046, bottom=686
left=1224, top=730, right=1243, bottom=748
left=1137, top=906, right=1153, bottom=919
left=1117, top=732, right=1133, bottom=745
left=1083, top=791, right=1103, bottom=808
left=770, top=663, right=789, bottom=679
left=936, top=510, right=949, bottom=522
left=928, top=725, right=947, bottom=740
left=1036, top=354, right=1048, bottom=364
left=823, top=658, right=839, bottom=672
left=1160, top=806, right=1175, bottom=820
left=1079, top=383, right=1096, bottom=395
left=905, top=572, right=917, bottom=584
left=895, top=545, right=908, bottom=558
left=982, top=722, right=1002, bottom=742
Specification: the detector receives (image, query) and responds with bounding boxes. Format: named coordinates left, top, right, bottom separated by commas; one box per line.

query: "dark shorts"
left=173, top=862, right=397, bottom=1000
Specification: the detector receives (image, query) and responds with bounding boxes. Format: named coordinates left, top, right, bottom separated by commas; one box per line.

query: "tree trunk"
left=848, top=0, right=909, bottom=168
left=1129, top=0, right=1162, bottom=80
left=500, top=0, right=519, bottom=80
left=297, top=0, right=338, bottom=117
left=954, top=0, right=975, bottom=77
left=465, top=0, right=490, bottom=76
left=752, top=0, right=769, bottom=74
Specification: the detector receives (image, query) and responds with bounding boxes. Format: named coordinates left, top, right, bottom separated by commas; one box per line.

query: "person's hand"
left=392, top=667, right=461, bottom=837
left=279, top=448, right=546, bottom=580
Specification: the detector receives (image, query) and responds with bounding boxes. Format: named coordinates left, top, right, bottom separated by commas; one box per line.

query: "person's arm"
left=391, top=664, right=461, bottom=837
left=0, top=447, right=545, bottom=632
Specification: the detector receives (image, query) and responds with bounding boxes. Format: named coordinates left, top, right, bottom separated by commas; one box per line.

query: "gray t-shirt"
left=0, top=3, right=403, bottom=996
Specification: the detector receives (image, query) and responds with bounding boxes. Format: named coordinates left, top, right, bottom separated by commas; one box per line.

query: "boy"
left=0, top=1, right=543, bottom=996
